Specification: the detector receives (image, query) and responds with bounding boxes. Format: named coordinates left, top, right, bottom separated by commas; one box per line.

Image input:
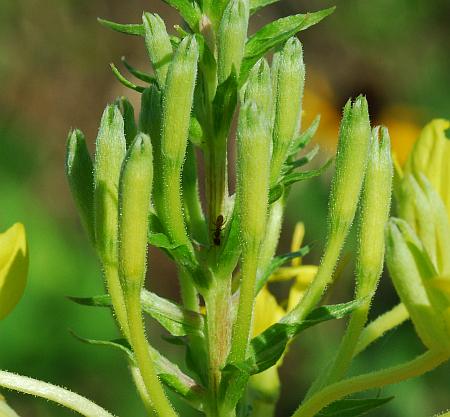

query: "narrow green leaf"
left=282, top=158, right=333, bottom=187
left=162, top=0, right=202, bottom=31
left=268, top=183, right=284, bottom=204
left=70, top=331, right=206, bottom=409
left=250, top=0, right=279, bottom=15
left=69, top=331, right=134, bottom=362
left=316, top=396, right=394, bottom=417
left=110, top=63, right=145, bottom=93
left=68, top=290, right=204, bottom=337
left=240, top=8, right=335, bottom=83
left=255, top=246, right=311, bottom=293
left=285, top=145, right=320, bottom=172
left=98, top=18, right=144, bottom=36
left=121, top=57, right=156, bottom=84
left=233, top=298, right=365, bottom=375
left=289, top=115, right=321, bottom=156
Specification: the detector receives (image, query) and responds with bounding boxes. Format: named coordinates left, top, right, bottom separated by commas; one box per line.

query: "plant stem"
left=355, top=303, right=409, bottom=356
left=125, top=285, right=177, bottom=417
left=205, top=279, right=232, bottom=416
left=103, top=263, right=130, bottom=338
left=292, top=349, right=449, bottom=417
left=130, top=364, right=158, bottom=417
left=0, top=370, right=115, bottom=417
left=287, top=233, right=343, bottom=323
left=229, top=245, right=259, bottom=363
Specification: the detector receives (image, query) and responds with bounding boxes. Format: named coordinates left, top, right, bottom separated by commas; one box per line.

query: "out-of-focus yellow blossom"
left=0, top=223, right=28, bottom=320
left=253, top=223, right=318, bottom=337
left=250, top=223, right=317, bottom=406
left=0, top=394, right=20, bottom=417
left=403, top=119, right=450, bottom=219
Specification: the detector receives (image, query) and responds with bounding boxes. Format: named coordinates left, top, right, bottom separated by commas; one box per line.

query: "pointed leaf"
left=121, top=57, right=156, bottom=84
left=317, top=396, right=394, bottom=417
left=282, top=158, right=333, bottom=187
left=250, top=0, right=280, bottom=15
left=98, top=18, right=144, bottom=36
left=289, top=115, right=321, bottom=156
left=162, top=0, right=202, bottom=31
left=110, top=63, right=146, bottom=93
left=240, top=8, right=335, bottom=83
left=68, top=290, right=204, bottom=337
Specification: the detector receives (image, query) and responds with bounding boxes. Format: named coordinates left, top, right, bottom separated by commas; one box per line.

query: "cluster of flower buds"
left=387, top=119, right=450, bottom=352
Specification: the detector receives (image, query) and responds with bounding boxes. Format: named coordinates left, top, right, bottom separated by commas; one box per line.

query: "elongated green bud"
left=237, top=101, right=271, bottom=247
left=357, top=126, right=393, bottom=295
left=94, top=105, right=127, bottom=262
left=270, top=37, right=305, bottom=185
left=161, top=35, right=198, bottom=167
left=329, top=96, right=371, bottom=236
left=242, top=58, right=272, bottom=120
left=119, top=134, right=153, bottom=289
left=217, top=0, right=249, bottom=83
left=115, top=96, right=137, bottom=148
left=386, top=218, right=450, bottom=351
left=142, top=13, right=173, bottom=87
left=66, top=129, right=95, bottom=244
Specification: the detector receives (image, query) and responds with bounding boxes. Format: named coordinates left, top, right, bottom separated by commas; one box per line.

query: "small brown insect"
left=212, top=214, right=225, bottom=246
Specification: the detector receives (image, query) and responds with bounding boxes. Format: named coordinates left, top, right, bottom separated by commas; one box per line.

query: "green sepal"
left=65, top=129, right=95, bottom=244
left=162, top=0, right=202, bottom=31
left=121, top=56, right=156, bottom=84
left=288, top=115, right=321, bottom=156
left=68, top=290, right=204, bottom=338
left=97, top=18, right=144, bottom=36
left=255, top=246, right=311, bottom=294
left=115, top=97, right=137, bottom=148
left=316, top=396, right=394, bottom=417
left=268, top=183, right=284, bottom=204
left=240, top=8, right=335, bottom=84
left=70, top=331, right=206, bottom=410
left=110, top=63, right=146, bottom=93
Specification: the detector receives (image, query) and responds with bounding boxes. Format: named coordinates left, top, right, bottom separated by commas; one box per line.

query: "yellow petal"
left=428, top=277, right=450, bottom=297
left=287, top=265, right=318, bottom=312
left=405, top=119, right=450, bottom=219
left=0, top=223, right=28, bottom=320
left=290, top=222, right=305, bottom=267
left=0, top=394, right=20, bottom=417
left=253, top=286, right=285, bottom=337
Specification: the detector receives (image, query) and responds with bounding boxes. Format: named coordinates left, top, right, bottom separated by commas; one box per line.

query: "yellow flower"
left=0, top=223, right=28, bottom=320
left=253, top=223, right=318, bottom=337
left=403, top=119, right=450, bottom=219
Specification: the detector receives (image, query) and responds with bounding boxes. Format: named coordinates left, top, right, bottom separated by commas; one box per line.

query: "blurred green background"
left=0, top=0, right=449, bottom=416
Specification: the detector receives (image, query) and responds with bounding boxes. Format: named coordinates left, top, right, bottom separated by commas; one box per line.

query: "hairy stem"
left=293, top=350, right=449, bottom=417
left=0, top=370, right=115, bottom=417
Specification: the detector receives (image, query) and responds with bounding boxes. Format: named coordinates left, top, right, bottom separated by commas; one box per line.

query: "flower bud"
left=404, top=119, right=450, bottom=216
left=217, top=0, right=249, bottom=83
left=94, top=105, right=127, bottom=262
left=66, top=129, right=95, bottom=244
left=329, top=96, right=371, bottom=236
left=161, top=35, right=198, bottom=167
left=242, top=58, right=272, bottom=121
left=357, top=126, right=393, bottom=295
left=397, top=174, right=450, bottom=276
left=119, top=134, right=153, bottom=289
left=270, top=37, right=305, bottom=185
left=237, top=101, right=271, bottom=247
left=0, top=223, right=28, bottom=320
left=386, top=218, right=450, bottom=351
left=142, top=13, right=173, bottom=86
left=115, top=96, right=137, bottom=148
